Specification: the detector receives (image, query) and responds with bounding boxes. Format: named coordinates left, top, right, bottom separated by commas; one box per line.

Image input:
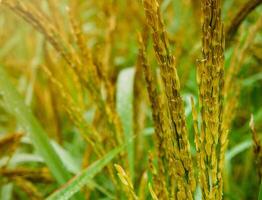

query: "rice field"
left=0, top=0, right=261, bottom=199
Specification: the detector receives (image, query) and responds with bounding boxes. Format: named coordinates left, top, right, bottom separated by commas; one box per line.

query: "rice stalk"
left=142, top=0, right=195, bottom=198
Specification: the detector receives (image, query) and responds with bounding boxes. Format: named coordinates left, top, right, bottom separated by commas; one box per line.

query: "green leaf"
left=242, top=72, right=262, bottom=87
left=161, top=0, right=172, bottom=12
left=51, top=141, right=81, bottom=174
left=0, top=66, right=85, bottom=200
left=116, top=67, right=135, bottom=180
left=0, top=66, right=72, bottom=184
left=0, top=183, right=13, bottom=200
left=259, top=180, right=262, bottom=200
left=86, top=181, right=115, bottom=200
left=225, top=140, right=253, bottom=161
left=51, top=141, right=115, bottom=199
left=0, top=153, right=44, bottom=166
left=46, top=145, right=124, bottom=200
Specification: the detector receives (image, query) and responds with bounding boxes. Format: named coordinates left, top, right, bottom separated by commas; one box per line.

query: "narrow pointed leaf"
left=0, top=66, right=72, bottom=184
left=116, top=67, right=135, bottom=179
left=46, top=144, right=124, bottom=200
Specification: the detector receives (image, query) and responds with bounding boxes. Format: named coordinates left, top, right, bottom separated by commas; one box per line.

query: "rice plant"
left=0, top=0, right=261, bottom=199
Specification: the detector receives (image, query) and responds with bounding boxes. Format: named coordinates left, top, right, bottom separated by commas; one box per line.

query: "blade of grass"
left=225, top=140, right=253, bottom=161
left=0, top=183, right=13, bottom=200
left=87, top=181, right=115, bottom=200
left=116, top=67, right=135, bottom=180
left=242, top=72, right=262, bottom=87
left=0, top=66, right=70, bottom=184
left=0, top=153, right=44, bottom=166
left=0, top=65, right=72, bottom=184
left=161, top=0, right=172, bottom=12
left=51, top=141, right=81, bottom=174
left=46, top=144, right=124, bottom=200
left=0, top=65, right=85, bottom=200
left=51, top=141, right=115, bottom=199
left=259, top=180, right=262, bottom=200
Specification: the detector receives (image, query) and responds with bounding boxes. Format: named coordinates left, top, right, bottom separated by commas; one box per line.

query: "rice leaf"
left=116, top=67, right=135, bottom=180
left=0, top=66, right=86, bottom=200
left=51, top=141, right=115, bottom=199
left=46, top=145, right=124, bottom=200
left=0, top=183, right=13, bottom=200
left=225, top=140, right=253, bottom=161
left=0, top=65, right=72, bottom=184
left=51, top=141, right=81, bottom=174
left=259, top=180, right=262, bottom=200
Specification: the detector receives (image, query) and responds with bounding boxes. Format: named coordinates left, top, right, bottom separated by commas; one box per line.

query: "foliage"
left=0, top=0, right=261, bottom=199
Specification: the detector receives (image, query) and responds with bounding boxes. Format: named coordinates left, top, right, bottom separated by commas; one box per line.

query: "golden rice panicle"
left=12, top=177, right=43, bottom=200
left=0, top=132, right=23, bottom=158
left=148, top=183, right=159, bottom=200
left=218, top=18, right=262, bottom=197
left=0, top=132, right=23, bottom=166
left=190, top=97, right=200, bottom=154
left=2, top=0, right=85, bottom=100
left=101, top=1, right=116, bottom=74
left=44, top=43, right=85, bottom=111
left=197, top=0, right=225, bottom=199
left=114, top=164, right=138, bottom=200
left=1, top=0, right=76, bottom=70
left=138, top=172, right=148, bottom=200
left=67, top=6, right=90, bottom=75
left=46, top=0, right=63, bottom=32
left=2, top=0, right=123, bottom=149
left=67, top=5, right=102, bottom=89
left=190, top=97, right=201, bottom=173
left=68, top=6, right=123, bottom=149
left=42, top=64, right=121, bottom=188
left=0, top=167, right=53, bottom=184
left=138, top=33, right=169, bottom=162
left=224, top=16, right=262, bottom=131
left=41, top=65, right=104, bottom=156
left=148, top=152, right=169, bottom=200
left=138, top=34, right=170, bottom=199
left=143, top=0, right=195, bottom=198
left=134, top=31, right=148, bottom=166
